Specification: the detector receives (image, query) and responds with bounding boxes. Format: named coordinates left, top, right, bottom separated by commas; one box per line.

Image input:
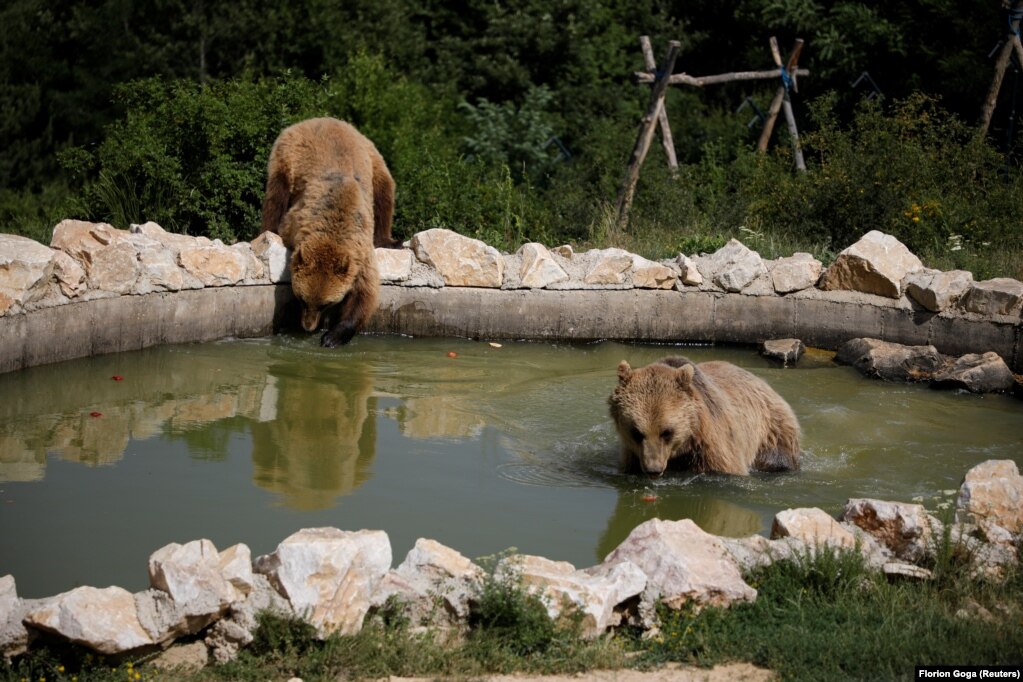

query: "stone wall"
left=1, top=221, right=1021, bottom=373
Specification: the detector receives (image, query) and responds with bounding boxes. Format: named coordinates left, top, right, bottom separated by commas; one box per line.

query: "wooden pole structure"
left=615, top=40, right=680, bottom=231
left=978, top=0, right=1023, bottom=139
left=757, top=37, right=805, bottom=170
left=639, top=35, right=679, bottom=171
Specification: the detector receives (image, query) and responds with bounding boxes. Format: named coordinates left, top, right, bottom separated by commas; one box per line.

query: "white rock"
left=0, top=234, right=58, bottom=309
left=495, top=554, right=646, bottom=638
left=411, top=228, right=504, bottom=288
left=841, top=499, right=937, bottom=563
left=251, top=231, right=291, bottom=283
left=700, top=239, right=767, bottom=293
left=178, top=242, right=247, bottom=287
left=517, top=242, right=569, bottom=289
left=771, top=508, right=857, bottom=550
left=254, top=527, right=391, bottom=637
left=675, top=254, right=704, bottom=286
left=630, top=254, right=676, bottom=290
left=25, top=586, right=154, bottom=654
left=603, top=518, right=756, bottom=610
left=582, top=248, right=633, bottom=286
left=376, top=247, right=415, bottom=282
left=959, top=278, right=1023, bottom=317
left=956, top=460, right=1023, bottom=540
left=231, top=242, right=266, bottom=283
left=904, top=269, right=973, bottom=312
left=819, top=230, right=923, bottom=298
left=771, top=252, right=822, bottom=294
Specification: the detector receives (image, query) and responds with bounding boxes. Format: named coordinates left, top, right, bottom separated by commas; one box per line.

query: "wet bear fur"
left=608, top=356, right=801, bottom=476
left=261, top=117, right=400, bottom=347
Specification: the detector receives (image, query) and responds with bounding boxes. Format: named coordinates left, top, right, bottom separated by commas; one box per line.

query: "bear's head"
left=290, top=234, right=361, bottom=332
left=608, top=359, right=701, bottom=477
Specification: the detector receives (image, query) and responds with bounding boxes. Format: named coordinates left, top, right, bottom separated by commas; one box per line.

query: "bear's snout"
left=301, top=307, right=323, bottom=332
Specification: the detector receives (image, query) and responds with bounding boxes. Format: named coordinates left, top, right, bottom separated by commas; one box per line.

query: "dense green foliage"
left=2, top=0, right=1021, bottom=277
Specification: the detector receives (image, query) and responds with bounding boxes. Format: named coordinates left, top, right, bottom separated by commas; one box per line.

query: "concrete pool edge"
left=2, top=282, right=1019, bottom=374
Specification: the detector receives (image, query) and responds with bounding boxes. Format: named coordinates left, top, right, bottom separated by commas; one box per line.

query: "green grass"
left=3, top=548, right=1021, bottom=682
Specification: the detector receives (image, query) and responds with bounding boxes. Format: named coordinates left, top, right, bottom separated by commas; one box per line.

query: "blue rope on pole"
left=779, top=66, right=793, bottom=92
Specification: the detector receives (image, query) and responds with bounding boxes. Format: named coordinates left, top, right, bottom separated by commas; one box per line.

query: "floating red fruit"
left=111, top=375, right=124, bottom=381
left=89, top=411, right=103, bottom=417
left=640, top=495, right=658, bottom=502
left=446, top=352, right=458, bottom=358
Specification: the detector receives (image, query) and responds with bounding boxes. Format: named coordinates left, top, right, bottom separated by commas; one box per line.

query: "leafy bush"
left=468, top=570, right=559, bottom=657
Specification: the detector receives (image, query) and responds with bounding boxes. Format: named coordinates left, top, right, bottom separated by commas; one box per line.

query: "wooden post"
left=757, top=37, right=806, bottom=171
left=615, top=40, right=681, bottom=230
left=640, top=36, right=679, bottom=171
left=979, top=1, right=1023, bottom=139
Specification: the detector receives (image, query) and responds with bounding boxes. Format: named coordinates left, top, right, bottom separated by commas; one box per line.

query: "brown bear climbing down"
left=261, top=117, right=401, bottom=347
left=609, top=356, right=801, bottom=476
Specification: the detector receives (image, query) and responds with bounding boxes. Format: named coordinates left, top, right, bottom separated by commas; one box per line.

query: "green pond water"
left=1, top=335, right=1021, bottom=598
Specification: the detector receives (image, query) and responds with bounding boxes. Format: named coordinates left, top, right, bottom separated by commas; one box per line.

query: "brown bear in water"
left=608, top=356, right=801, bottom=476
left=261, top=117, right=401, bottom=347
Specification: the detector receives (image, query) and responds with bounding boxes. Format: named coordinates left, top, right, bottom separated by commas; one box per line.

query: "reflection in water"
left=249, top=360, right=376, bottom=510
left=0, top=336, right=1020, bottom=597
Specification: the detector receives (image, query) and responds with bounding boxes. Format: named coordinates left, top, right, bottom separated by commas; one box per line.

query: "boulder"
left=51, top=220, right=141, bottom=295
left=131, top=221, right=212, bottom=254
left=956, top=460, right=1023, bottom=541
left=631, top=255, right=677, bottom=290
left=698, top=239, right=767, bottom=293
left=0, top=234, right=58, bottom=310
left=835, top=338, right=947, bottom=382
left=603, top=518, right=756, bottom=611
left=904, top=269, right=973, bottom=312
left=371, top=538, right=483, bottom=630
left=770, top=508, right=857, bottom=550
left=411, top=228, right=504, bottom=288
left=582, top=248, right=633, bottom=286
left=771, top=252, right=822, bottom=294
left=517, top=243, right=569, bottom=289
left=675, top=254, right=704, bottom=286
left=819, top=230, right=923, bottom=298
left=495, top=554, right=647, bottom=638
left=253, top=527, right=391, bottom=637
left=551, top=244, right=574, bottom=259
left=127, top=232, right=200, bottom=293
left=761, top=338, right=805, bottom=366
left=204, top=574, right=293, bottom=663
left=959, top=278, right=1023, bottom=317
left=25, top=586, right=154, bottom=654
left=376, top=247, right=415, bottom=283
left=230, top=242, right=266, bottom=283
left=841, top=499, right=937, bottom=563
left=0, top=575, right=28, bottom=659
left=717, top=534, right=809, bottom=573
left=149, top=539, right=252, bottom=607
left=883, top=562, right=933, bottom=582
left=178, top=241, right=247, bottom=287
left=252, top=231, right=290, bottom=283
left=932, top=352, right=1015, bottom=393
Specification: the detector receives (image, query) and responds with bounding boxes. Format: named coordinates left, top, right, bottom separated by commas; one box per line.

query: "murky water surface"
left=1, top=335, right=1020, bottom=597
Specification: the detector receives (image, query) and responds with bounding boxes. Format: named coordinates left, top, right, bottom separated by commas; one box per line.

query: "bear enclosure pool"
left=1, top=334, right=1021, bottom=598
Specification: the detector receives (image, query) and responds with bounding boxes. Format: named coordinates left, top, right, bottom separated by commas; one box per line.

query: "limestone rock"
left=582, top=248, right=633, bottom=286
left=761, top=338, right=805, bottom=366
left=150, top=640, right=209, bottom=672
left=376, top=247, right=415, bottom=283
left=253, top=527, right=391, bottom=637
left=883, top=562, right=933, bottom=582
left=699, top=239, right=767, bottom=293
left=371, top=538, right=483, bottom=630
left=771, top=508, right=857, bottom=550
left=675, top=254, right=704, bottom=286
left=0, top=233, right=58, bottom=309
left=932, top=352, right=1015, bottom=393
left=149, top=539, right=252, bottom=608
left=251, top=231, right=290, bottom=283
left=26, top=586, right=154, bottom=654
left=603, top=518, right=756, bottom=611
left=0, top=575, right=27, bottom=659
left=131, top=221, right=212, bottom=254
left=771, top=252, right=822, bottom=294
left=205, top=573, right=294, bottom=663
left=718, top=535, right=809, bottom=573
left=230, top=242, right=266, bottom=283
left=127, top=232, right=197, bottom=293
left=841, top=499, right=936, bottom=563
left=551, top=244, right=574, bottom=259
left=411, top=228, right=504, bottom=288
left=956, top=460, right=1023, bottom=541
left=178, top=241, right=247, bottom=287
left=517, top=242, right=569, bottom=289
left=51, top=220, right=141, bottom=295
left=632, top=256, right=677, bottom=290
left=819, top=230, right=923, bottom=298
left=495, top=554, right=646, bottom=638
left=904, top=269, right=973, bottom=312
left=959, top=278, right=1023, bottom=316
left=835, top=338, right=947, bottom=382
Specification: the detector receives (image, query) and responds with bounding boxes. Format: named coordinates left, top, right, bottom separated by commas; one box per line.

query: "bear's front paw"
left=321, top=322, right=358, bottom=347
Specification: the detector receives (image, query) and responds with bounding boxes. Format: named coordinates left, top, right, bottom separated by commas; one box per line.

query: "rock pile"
left=2, top=460, right=1020, bottom=667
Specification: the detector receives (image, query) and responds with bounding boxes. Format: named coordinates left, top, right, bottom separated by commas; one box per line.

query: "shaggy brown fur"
left=261, top=117, right=399, bottom=347
left=608, top=356, right=801, bottom=477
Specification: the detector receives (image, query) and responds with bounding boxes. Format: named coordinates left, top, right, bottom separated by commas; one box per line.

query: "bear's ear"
left=675, top=363, right=695, bottom=389
left=617, top=361, right=633, bottom=384
left=291, top=245, right=305, bottom=268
